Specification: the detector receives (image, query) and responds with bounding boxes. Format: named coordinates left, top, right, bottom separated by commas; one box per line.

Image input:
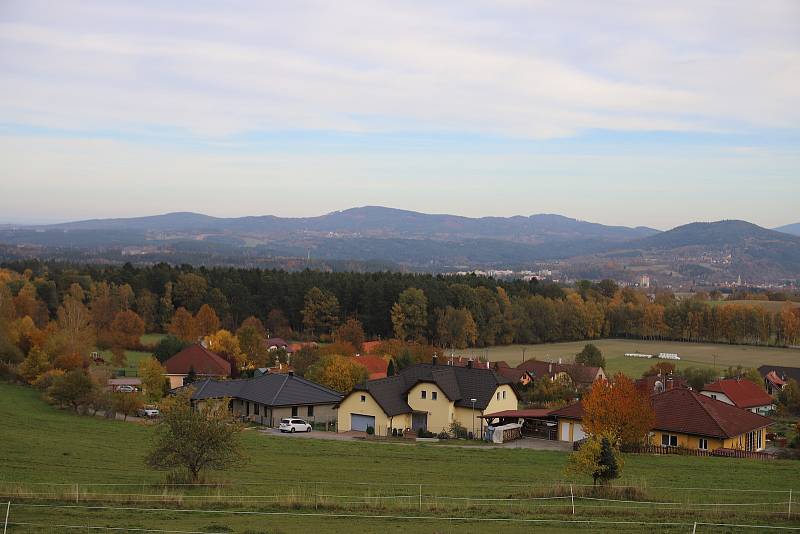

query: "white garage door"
left=560, top=423, right=570, bottom=441
left=573, top=423, right=586, bottom=441
left=350, top=414, right=376, bottom=432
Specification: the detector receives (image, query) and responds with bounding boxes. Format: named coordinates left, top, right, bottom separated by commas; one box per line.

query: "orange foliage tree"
left=582, top=372, right=655, bottom=449
left=168, top=307, right=198, bottom=342
left=195, top=304, right=220, bottom=337
left=110, top=309, right=145, bottom=348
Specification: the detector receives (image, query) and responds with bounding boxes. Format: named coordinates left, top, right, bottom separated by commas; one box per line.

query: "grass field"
left=2, top=383, right=800, bottom=533
left=459, top=339, right=800, bottom=376
left=95, top=334, right=166, bottom=377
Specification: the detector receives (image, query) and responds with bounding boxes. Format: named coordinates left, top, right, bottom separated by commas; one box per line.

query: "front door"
left=412, top=412, right=427, bottom=432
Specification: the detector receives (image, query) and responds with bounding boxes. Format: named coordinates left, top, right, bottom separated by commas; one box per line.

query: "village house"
left=493, top=359, right=605, bottom=389
left=265, top=337, right=292, bottom=353
left=551, top=388, right=772, bottom=452
left=188, top=372, right=342, bottom=428
left=634, top=373, right=688, bottom=394
left=700, top=378, right=775, bottom=415
left=337, top=357, right=518, bottom=436
left=352, top=355, right=389, bottom=379
left=163, top=344, right=232, bottom=389
left=758, top=365, right=800, bottom=395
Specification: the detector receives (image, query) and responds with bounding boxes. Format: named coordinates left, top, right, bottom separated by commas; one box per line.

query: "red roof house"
left=353, top=355, right=389, bottom=379
left=700, top=378, right=775, bottom=415
left=164, top=344, right=232, bottom=389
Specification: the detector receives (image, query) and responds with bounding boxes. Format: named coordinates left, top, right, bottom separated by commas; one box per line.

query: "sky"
left=0, top=1, right=798, bottom=230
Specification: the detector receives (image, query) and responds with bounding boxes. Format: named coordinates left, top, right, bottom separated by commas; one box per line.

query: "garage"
left=350, top=414, right=376, bottom=432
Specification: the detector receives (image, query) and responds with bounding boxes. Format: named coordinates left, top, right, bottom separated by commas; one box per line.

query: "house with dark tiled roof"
left=266, top=337, right=292, bottom=353
left=336, top=358, right=518, bottom=436
left=551, top=388, right=772, bottom=451
left=164, top=344, right=232, bottom=389
left=493, top=359, right=605, bottom=389
left=188, top=372, right=342, bottom=427
left=701, top=378, right=775, bottom=415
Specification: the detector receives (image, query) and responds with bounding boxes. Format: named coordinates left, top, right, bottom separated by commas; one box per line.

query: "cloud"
left=1, top=0, right=798, bottom=139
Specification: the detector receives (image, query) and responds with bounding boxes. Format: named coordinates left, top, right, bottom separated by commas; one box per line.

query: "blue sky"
left=0, top=0, right=798, bottom=229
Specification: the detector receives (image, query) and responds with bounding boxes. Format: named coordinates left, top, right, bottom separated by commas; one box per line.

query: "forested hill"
left=40, top=206, right=659, bottom=243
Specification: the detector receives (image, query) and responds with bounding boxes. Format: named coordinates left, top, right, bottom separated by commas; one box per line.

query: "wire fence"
left=4, top=502, right=800, bottom=533
left=1, top=479, right=797, bottom=527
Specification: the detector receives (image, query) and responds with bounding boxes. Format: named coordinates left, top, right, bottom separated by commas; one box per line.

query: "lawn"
left=2, top=383, right=800, bottom=533
left=94, top=334, right=165, bottom=377
left=463, top=339, right=800, bottom=376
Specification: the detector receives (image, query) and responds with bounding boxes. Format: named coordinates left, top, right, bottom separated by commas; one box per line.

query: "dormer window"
left=421, top=390, right=427, bottom=399
left=432, top=391, right=437, bottom=400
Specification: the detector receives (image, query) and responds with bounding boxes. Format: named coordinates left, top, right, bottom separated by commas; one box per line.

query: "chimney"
left=467, top=359, right=473, bottom=369
left=432, top=353, right=438, bottom=366
left=558, top=358, right=562, bottom=365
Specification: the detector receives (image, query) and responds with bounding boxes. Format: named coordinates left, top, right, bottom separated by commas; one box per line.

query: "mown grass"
left=473, top=338, right=800, bottom=376
left=2, top=383, right=800, bottom=532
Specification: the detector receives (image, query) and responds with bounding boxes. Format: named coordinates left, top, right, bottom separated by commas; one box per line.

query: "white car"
left=117, top=385, right=137, bottom=393
left=279, top=418, right=312, bottom=433
left=138, top=408, right=160, bottom=418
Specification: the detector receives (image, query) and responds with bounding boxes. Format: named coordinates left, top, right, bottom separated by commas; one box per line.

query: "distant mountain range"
left=1, top=207, right=799, bottom=281
left=776, top=223, right=800, bottom=237
left=42, top=207, right=659, bottom=243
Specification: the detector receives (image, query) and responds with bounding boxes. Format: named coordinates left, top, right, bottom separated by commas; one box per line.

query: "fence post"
left=570, top=484, right=575, bottom=515
left=314, top=482, right=318, bottom=510
left=75, top=483, right=79, bottom=504
left=789, top=488, right=793, bottom=519
left=691, top=522, right=697, bottom=534
left=3, top=501, right=10, bottom=534
left=419, top=484, right=422, bottom=512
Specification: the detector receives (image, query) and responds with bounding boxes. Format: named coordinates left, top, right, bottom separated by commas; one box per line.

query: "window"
left=746, top=431, right=755, bottom=451
left=431, top=391, right=437, bottom=400
left=307, top=405, right=314, bottom=417
left=421, top=390, right=427, bottom=399
left=698, top=438, right=708, bottom=450
left=291, top=406, right=298, bottom=417
left=360, top=395, right=366, bottom=402
left=254, top=404, right=260, bottom=415
left=502, top=390, right=506, bottom=399
left=661, top=434, right=678, bottom=447
left=710, top=394, right=717, bottom=400
left=496, top=392, right=500, bottom=400
left=757, top=430, right=762, bottom=449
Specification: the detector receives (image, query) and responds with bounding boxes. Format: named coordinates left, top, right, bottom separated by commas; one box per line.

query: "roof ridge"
left=688, top=389, right=734, bottom=437
left=270, top=374, right=290, bottom=406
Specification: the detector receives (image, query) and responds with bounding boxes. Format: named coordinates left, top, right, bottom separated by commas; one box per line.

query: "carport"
left=481, top=409, right=557, bottom=440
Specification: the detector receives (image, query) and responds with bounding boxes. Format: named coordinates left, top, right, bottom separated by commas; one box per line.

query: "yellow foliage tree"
left=204, top=329, right=245, bottom=368
left=306, top=354, right=368, bottom=393
left=138, top=356, right=167, bottom=402
left=18, top=346, right=51, bottom=383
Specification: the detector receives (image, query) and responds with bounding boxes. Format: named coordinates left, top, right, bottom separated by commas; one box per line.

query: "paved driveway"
left=260, top=428, right=363, bottom=441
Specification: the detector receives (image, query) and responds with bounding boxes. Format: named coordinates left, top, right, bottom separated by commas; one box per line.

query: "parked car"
left=116, top=385, right=137, bottom=393
left=279, top=418, right=312, bottom=433
left=137, top=407, right=160, bottom=418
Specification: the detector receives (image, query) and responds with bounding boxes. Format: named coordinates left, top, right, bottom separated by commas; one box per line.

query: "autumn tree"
left=168, top=307, right=198, bottom=342
left=146, top=387, right=245, bottom=483
left=18, top=346, right=51, bottom=383
left=195, top=304, right=220, bottom=337
left=566, top=434, right=621, bottom=486
left=110, top=309, right=145, bottom=348
left=391, top=287, right=428, bottom=342
left=48, top=369, right=95, bottom=412
left=436, top=306, right=477, bottom=349
left=290, top=346, right=320, bottom=377
left=236, top=321, right=268, bottom=367
left=138, top=356, right=168, bottom=402
left=643, top=361, right=676, bottom=377
left=334, top=318, right=365, bottom=353
left=204, top=329, right=244, bottom=369
left=52, top=296, right=95, bottom=360
left=112, top=391, right=145, bottom=421
left=679, top=366, right=719, bottom=391
left=306, top=354, right=368, bottom=393
left=265, top=309, right=291, bottom=339
left=153, top=336, right=189, bottom=363
left=582, top=373, right=655, bottom=449
left=302, top=287, right=340, bottom=337
left=575, top=343, right=605, bottom=368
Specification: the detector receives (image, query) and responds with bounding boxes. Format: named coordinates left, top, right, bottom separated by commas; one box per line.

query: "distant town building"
left=639, top=274, right=651, bottom=288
